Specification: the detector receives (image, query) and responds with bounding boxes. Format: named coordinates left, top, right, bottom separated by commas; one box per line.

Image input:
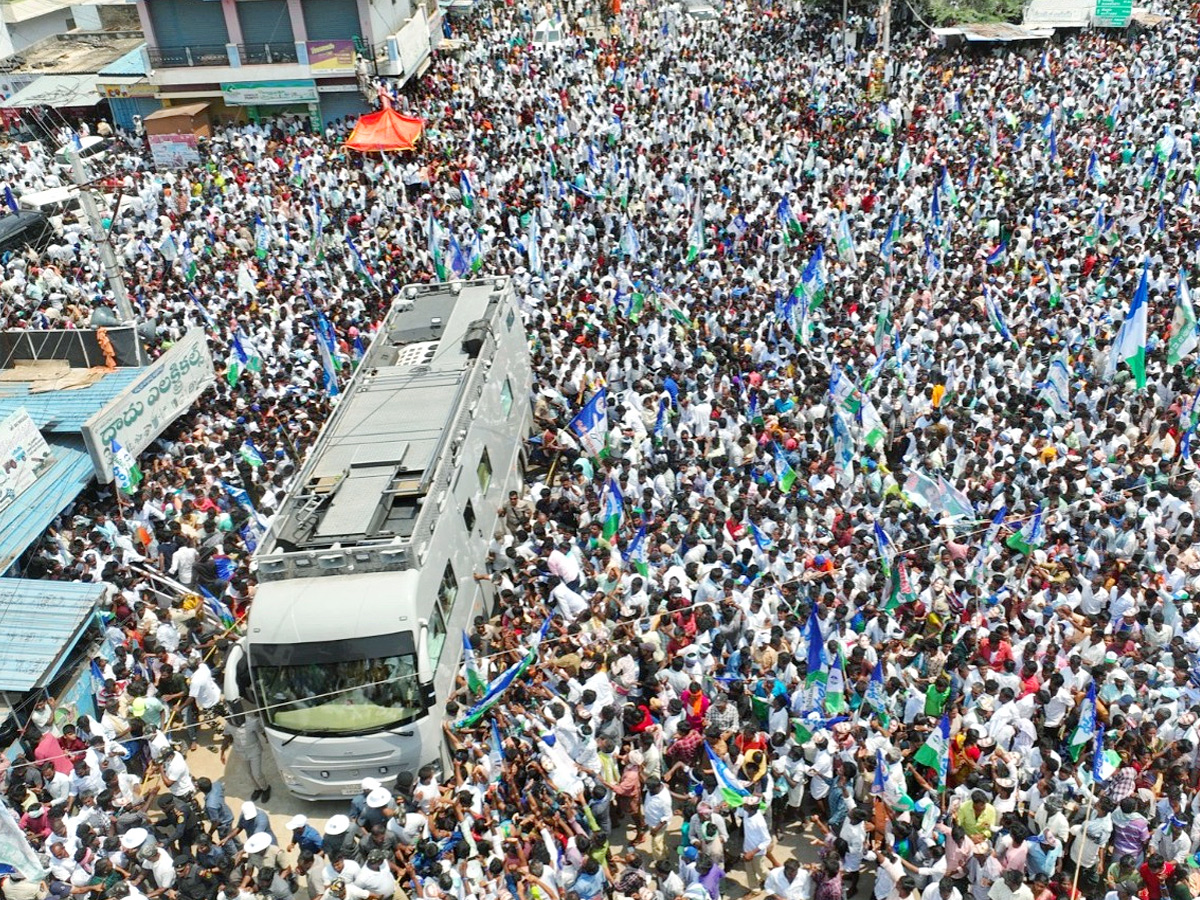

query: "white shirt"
left=413, top=779, right=442, bottom=814
left=145, top=850, right=177, bottom=889
left=550, top=581, right=589, bottom=619
left=353, top=865, right=396, bottom=899
left=643, top=786, right=673, bottom=829
left=164, top=752, right=195, bottom=797
left=764, top=867, right=814, bottom=900
left=170, top=546, right=198, bottom=583
left=840, top=818, right=867, bottom=871
left=740, top=808, right=772, bottom=856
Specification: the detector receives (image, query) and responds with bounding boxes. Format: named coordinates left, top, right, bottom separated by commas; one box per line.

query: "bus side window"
left=427, top=562, right=457, bottom=668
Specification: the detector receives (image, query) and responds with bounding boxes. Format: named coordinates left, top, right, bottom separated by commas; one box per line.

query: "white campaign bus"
left=225, top=278, right=532, bottom=800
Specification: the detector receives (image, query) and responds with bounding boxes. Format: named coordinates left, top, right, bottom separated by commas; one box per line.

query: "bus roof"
left=258, top=278, right=514, bottom=577
left=249, top=569, right=422, bottom=646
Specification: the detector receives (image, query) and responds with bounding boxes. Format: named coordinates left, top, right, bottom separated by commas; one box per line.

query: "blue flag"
left=220, top=479, right=266, bottom=529
left=804, top=606, right=827, bottom=712
left=566, top=388, right=609, bottom=457
left=873, top=523, right=893, bottom=578
left=865, top=661, right=888, bottom=723
left=1069, top=682, right=1097, bottom=759
left=653, top=396, right=667, bottom=444
left=199, top=585, right=236, bottom=628
left=872, top=748, right=887, bottom=795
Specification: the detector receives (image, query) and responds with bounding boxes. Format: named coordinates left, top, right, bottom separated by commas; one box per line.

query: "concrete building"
left=0, top=28, right=145, bottom=127
left=0, top=0, right=137, bottom=66
left=135, top=0, right=439, bottom=127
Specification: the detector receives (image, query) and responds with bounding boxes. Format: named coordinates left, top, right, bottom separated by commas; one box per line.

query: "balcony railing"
left=147, top=44, right=231, bottom=68
left=238, top=42, right=299, bottom=64
left=147, top=42, right=303, bottom=69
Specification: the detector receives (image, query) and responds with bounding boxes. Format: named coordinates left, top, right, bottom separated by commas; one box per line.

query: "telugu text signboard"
left=0, top=407, right=51, bottom=515
left=82, top=329, right=215, bottom=483
left=221, top=80, right=319, bottom=106
left=1093, top=0, right=1131, bottom=27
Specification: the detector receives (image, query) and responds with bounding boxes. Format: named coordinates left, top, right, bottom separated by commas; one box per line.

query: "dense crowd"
left=4, top=0, right=1200, bottom=898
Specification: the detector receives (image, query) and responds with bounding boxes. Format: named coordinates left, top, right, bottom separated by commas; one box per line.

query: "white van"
left=19, top=186, right=81, bottom=228
left=53, top=135, right=111, bottom=167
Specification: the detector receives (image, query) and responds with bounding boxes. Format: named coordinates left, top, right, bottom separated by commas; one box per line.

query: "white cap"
left=366, top=787, right=391, bottom=809
left=120, top=828, right=149, bottom=851
left=360, top=777, right=381, bottom=792
left=286, top=815, right=308, bottom=831
left=325, top=815, right=350, bottom=836
left=244, top=833, right=272, bottom=855
left=241, top=801, right=257, bottom=821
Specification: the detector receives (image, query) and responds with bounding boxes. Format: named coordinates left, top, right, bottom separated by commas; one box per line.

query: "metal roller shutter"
left=238, top=0, right=295, bottom=44
left=319, top=90, right=368, bottom=126
left=301, top=0, right=361, bottom=40
left=149, top=0, right=229, bottom=48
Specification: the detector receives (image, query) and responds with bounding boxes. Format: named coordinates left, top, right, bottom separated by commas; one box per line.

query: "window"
left=500, top=378, right=513, bottom=418
left=427, top=603, right=446, bottom=671
left=464, top=499, right=476, bottom=533
left=477, top=448, right=492, bottom=493
left=506, top=307, right=516, bottom=331
left=252, top=633, right=424, bottom=736
left=439, top=562, right=458, bottom=613
left=427, top=562, right=456, bottom=668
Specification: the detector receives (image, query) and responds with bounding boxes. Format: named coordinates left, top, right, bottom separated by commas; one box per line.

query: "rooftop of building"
left=0, top=29, right=144, bottom=74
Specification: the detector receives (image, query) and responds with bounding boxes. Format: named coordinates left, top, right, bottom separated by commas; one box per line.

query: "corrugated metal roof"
left=0, top=576, right=102, bottom=692
left=96, top=44, right=148, bottom=77
left=932, top=23, right=1054, bottom=39
left=1, top=74, right=100, bottom=108
left=0, top=435, right=95, bottom=576
left=0, top=367, right=142, bottom=433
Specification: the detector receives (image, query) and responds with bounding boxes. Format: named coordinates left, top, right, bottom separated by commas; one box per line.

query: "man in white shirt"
left=739, top=801, right=773, bottom=891
left=159, top=745, right=195, bottom=799
left=352, top=852, right=396, bottom=899
left=923, top=878, right=963, bottom=900
left=168, top=536, right=198, bottom=586
left=764, top=859, right=813, bottom=900
left=642, top=776, right=673, bottom=862
left=550, top=579, right=589, bottom=620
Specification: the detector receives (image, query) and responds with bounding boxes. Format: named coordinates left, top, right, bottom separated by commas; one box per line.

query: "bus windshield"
left=252, top=633, right=426, bottom=735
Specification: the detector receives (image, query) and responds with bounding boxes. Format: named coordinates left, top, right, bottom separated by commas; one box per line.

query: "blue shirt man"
left=195, top=777, right=234, bottom=838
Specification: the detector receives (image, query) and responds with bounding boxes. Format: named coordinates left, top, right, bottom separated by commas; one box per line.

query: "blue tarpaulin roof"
left=0, top=577, right=102, bottom=692
left=0, top=368, right=141, bottom=433
left=0, top=435, right=95, bottom=575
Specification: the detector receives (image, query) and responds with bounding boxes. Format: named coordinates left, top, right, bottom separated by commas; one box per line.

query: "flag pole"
left=1069, top=790, right=1097, bottom=899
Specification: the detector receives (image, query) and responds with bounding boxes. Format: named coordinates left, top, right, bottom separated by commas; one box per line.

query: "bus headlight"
left=319, top=770, right=331, bottom=779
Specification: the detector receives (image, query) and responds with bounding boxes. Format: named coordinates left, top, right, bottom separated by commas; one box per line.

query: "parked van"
left=19, top=186, right=81, bottom=220
left=53, top=135, right=111, bottom=168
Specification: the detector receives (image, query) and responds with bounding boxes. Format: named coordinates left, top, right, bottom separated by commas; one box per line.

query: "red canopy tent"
left=344, top=108, right=425, bottom=152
